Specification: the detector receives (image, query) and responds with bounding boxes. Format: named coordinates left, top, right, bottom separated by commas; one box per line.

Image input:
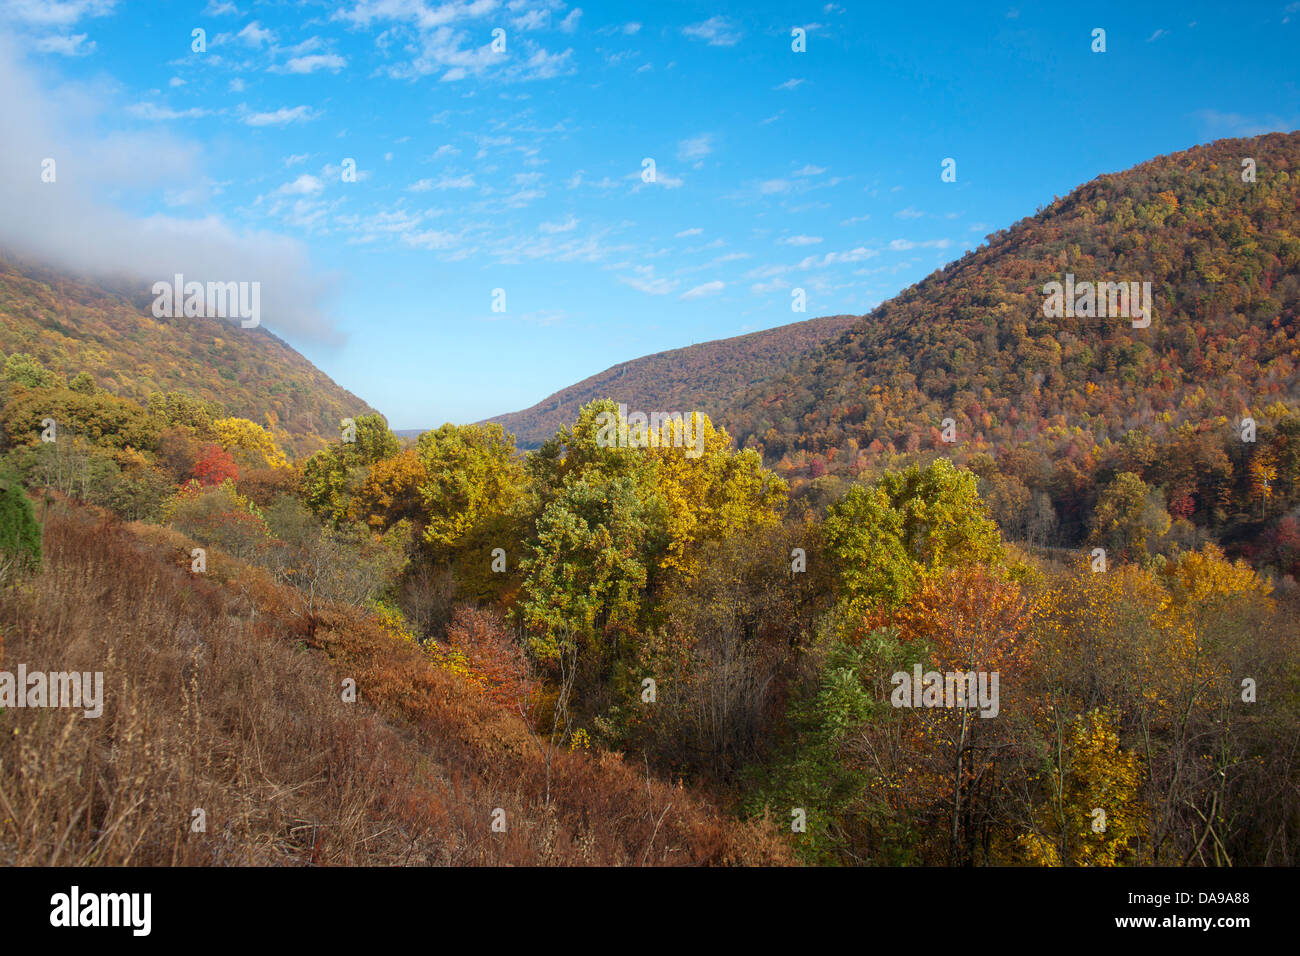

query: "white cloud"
left=798, top=246, right=878, bottom=268
left=681, top=280, right=724, bottom=299
left=793, top=164, right=825, bottom=177
left=333, top=2, right=575, bottom=83
left=683, top=16, right=742, bottom=46
left=675, top=227, right=703, bottom=238
left=559, top=8, right=582, bottom=32
left=759, top=178, right=791, bottom=194
left=402, top=229, right=460, bottom=250
left=780, top=235, right=822, bottom=246
left=242, top=105, right=316, bottom=126
left=33, top=32, right=94, bottom=55
left=279, top=53, right=347, bottom=74
left=512, top=8, right=549, bottom=31
left=1195, top=109, right=1298, bottom=137
left=775, top=78, right=804, bottom=91
left=677, top=133, right=713, bottom=162
left=127, top=102, right=211, bottom=121
left=888, top=238, right=951, bottom=250
left=895, top=207, right=924, bottom=219
left=539, top=214, right=578, bottom=233
left=238, top=20, right=274, bottom=46
left=619, top=267, right=678, bottom=295
left=278, top=174, right=324, bottom=195
left=0, top=36, right=343, bottom=343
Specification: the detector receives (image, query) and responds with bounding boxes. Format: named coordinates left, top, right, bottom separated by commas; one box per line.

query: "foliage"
left=416, top=422, right=525, bottom=553
left=823, top=458, right=1003, bottom=614
left=0, top=470, right=41, bottom=575
left=192, top=443, right=239, bottom=486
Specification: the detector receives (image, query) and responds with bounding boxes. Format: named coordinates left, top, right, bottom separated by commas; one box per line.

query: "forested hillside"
left=0, top=254, right=374, bottom=458
left=484, top=313, right=859, bottom=448
left=726, top=131, right=1300, bottom=552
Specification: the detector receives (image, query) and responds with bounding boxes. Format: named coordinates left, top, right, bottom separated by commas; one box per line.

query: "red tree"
left=192, top=444, right=239, bottom=487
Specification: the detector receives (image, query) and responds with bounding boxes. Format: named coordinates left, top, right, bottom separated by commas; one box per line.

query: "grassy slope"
left=0, top=497, right=791, bottom=866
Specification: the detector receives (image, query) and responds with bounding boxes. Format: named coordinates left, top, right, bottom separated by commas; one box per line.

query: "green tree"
left=416, top=422, right=526, bottom=553
left=518, top=474, right=667, bottom=664
left=823, top=458, right=1003, bottom=614
left=0, top=472, right=41, bottom=576
left=3, top=353, right=60, bottom=390
left=69, top=371, right=96, bottom=395
left=1089, top=471, right=1171, bottom=563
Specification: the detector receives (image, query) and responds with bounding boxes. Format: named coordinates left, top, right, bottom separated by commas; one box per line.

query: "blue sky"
left=2, top=0, right=1299, bottom=429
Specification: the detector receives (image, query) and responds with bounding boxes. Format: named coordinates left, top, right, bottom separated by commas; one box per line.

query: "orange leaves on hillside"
left=890, top=564, right=1037, bottom=679
left=192, top=443, right=239, bottom=486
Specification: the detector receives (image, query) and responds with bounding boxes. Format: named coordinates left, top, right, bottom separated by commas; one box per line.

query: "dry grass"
left=0, top=498, right=792, bottom=866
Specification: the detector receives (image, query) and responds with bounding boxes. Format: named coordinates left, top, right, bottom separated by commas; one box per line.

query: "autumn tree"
left=1088, top=471, right=1171, bottom=564
left=212, top=416, right=288, bottom=471
left=301, top=413, right=401, bottom=525
left=416, top=422, right=525, bottom=554
left=1019, top=710, right=1147, bottom=866
left=192, top=444, right=239, bottom=486
left=518, top=474, right=667, bottom=670
left=823, top=458, right=1003, bottom=615
left=351, top=448, right=426, bottom=532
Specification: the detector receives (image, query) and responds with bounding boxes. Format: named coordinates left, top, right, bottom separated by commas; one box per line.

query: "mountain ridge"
left=0, top=251, right=377, bottom=457
left=479, top=313, right=859, bottom=448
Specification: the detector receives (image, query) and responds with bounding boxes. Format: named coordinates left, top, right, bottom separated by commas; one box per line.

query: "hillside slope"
left=482, top=313, right=859, bottom=448
left=0, top=496, right=791, bottom=866
left=0, top=253, right=375, bottom=457
left=725, top=131, right=1300, bottom=463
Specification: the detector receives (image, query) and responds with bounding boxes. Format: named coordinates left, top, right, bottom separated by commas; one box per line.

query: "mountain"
left=0, top=253, right=376, bottom=458
left=723, top=131, right=1300, bottom=466
left=481, top=313, right=859, bottom=448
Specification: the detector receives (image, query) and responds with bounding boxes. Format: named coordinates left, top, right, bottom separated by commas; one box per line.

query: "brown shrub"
left=0, top=499, right=793, bottom=866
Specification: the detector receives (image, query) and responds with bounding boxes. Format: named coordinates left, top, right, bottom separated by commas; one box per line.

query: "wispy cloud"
left=242, top=105, right=317, bottom=126
left=681, top=280, right=724, bottom=299
left=276, top=53, right=347, bottom=74
left=677, top=133, right=714, bottom=162
left=1194, top=108, right=1299, bottom=138
left=683, top=16, right=742, bottom=46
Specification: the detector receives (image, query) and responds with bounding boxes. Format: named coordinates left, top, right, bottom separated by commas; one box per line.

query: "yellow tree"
left=212, top=416, right=289, bottom=471
left=351, top=448, right=427, bottom=531
left=646, top=412, right=787, bottom=579
left=1019, top=710, right=1147, bottom=866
